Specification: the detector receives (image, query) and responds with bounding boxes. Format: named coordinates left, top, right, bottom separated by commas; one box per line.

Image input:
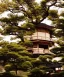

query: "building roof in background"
left=36, top=23, right=54, bottom=31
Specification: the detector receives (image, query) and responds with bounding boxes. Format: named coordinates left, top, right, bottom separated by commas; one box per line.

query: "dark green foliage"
left=51, top=12, right=64, bottom=55
left=0, top=72, right=20, bottom=77
left=52, top=71, right=64, bottom=77
left=21, top=61, right=33, bottom=71
left=28, top=67, right=45, bottom=77
left=31, top=59, right=42, bottom=67
left=0, top=41, right=33, bottom=74
left=0, top=0, right=64, bottom=77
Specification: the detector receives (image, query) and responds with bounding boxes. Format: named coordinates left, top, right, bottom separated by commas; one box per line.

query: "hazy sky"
left=35, top=0, right=42, bottom=3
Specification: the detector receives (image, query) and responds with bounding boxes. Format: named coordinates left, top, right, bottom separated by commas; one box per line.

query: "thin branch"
left=48, top=0, right=57, bottom=10
left=39, top=0, right=57, bottom=23
left=10, top=23, right=30, bottom=31
left=20, top=5, right=34, bottom=22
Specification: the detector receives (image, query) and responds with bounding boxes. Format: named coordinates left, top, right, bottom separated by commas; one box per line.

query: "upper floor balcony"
left=24, top=35, right=53, bottom=42
left=30, top=36, right=52, bottom=41
left=33, top=31, right=52, bottom=41
left=24, top=30, right=53, bottom=42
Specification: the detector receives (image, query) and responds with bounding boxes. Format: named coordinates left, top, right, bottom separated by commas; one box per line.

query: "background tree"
left=0, top=41, right=33, bottom=74
left=48, top=0, right=64, bottom=71
left=51, top=11, right=64, bottom=56
left=47, top=1, right=64, bottom=56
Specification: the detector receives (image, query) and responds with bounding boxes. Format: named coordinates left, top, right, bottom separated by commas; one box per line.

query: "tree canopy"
left=0, top=0, right=64, bottom=76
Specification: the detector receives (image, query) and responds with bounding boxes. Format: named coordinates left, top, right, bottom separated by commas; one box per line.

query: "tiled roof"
left=36, top=23, right=54, bottom=31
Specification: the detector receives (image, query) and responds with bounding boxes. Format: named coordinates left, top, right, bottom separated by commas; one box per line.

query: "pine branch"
left=39, top=0, right=57, bottom=23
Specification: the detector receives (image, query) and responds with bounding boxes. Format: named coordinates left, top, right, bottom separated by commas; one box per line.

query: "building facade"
left=26, top=23, right=54, bottom=55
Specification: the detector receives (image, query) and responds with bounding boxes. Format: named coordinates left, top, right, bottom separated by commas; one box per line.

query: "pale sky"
left=0, top=11, right=11, bottom=18
left=35, top=0, right=42, bottom=3
left=52, top=57, right=62, bottom=62
left=3, top=35, right=20, bottom=42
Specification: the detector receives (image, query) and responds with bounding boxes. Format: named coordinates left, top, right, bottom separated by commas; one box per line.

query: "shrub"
left=28, top=67, right=46, bottom=77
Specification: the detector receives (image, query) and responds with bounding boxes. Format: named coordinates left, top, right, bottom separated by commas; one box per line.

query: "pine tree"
left=49, top=2, right=64, bottom=56
left=48, top=1, right=64, bottom=71
left=0, top=0, right=64, bottom=76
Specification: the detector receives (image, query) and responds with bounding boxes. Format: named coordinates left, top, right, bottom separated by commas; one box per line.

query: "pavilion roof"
left=36, top=23, right=54, bottom=31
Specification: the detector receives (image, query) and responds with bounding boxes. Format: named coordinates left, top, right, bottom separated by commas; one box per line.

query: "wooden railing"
left=32, top=48, right=50, bottom=54
left=24, top=36, right=53, bottom=41
left=30, top=36, right=52, bottom=41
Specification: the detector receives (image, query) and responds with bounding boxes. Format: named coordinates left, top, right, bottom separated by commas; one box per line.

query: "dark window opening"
left=39, top=44, right=48, bottom=49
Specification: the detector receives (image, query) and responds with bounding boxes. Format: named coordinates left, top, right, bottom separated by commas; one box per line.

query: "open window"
left=39, top=44, right=48, bottom=49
